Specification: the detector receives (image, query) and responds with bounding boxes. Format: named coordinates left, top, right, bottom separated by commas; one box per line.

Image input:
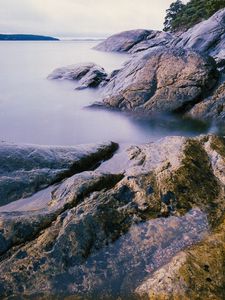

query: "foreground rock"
left=94, top=29, right=173, bottom=53
left=0, top=135, right=224, bottom=299
left=101, top=47, right=218, bottom=114
left=48, top=63, right=107, bottom=89
left=0, top=141, right=118, bottom=206
left=173, top=8, right=225, bottom=68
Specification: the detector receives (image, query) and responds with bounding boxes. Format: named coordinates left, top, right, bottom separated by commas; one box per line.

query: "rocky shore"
left=0, top=135, right=225, bottom=299
left=1, top=7, right=225, bottom=300
left=49, top=8, right=225, bottom=127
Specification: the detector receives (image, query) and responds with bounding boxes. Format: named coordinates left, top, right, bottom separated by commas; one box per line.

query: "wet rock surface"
left=101, top=47, right=218, bottom=114
left=0, top=141, right=118, bottom=206
left=47, top=63, right=107, bottom=89
left=0, top=135, right=224, bottom=299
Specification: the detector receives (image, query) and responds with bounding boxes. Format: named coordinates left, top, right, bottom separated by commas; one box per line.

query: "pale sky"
left=0, top=0, right=183, bottom=37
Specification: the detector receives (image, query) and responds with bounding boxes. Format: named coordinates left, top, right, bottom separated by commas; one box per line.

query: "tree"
left=163, top=0, right=185, bottom=31
left=163, top=0, right=225, bottom=32
left=206, top=0, right=225, bottom=17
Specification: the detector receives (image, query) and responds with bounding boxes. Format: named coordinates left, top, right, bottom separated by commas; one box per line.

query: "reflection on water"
left=0, top=41, right=216, bottom=146
left=51, top=209, right=208, bottom=299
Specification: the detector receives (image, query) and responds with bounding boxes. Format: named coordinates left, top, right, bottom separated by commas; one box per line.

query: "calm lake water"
left=0, top=41, right=211, bottom=146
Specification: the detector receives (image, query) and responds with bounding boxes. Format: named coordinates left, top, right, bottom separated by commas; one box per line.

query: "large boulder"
left=0, top=135, right=224, bottom=299
left=101, top=46, right=218, bottom=114
left=47, top=63, right=107, bottom=89
left=94, top=29, right=173, bottom=54
left=0, top=141, right=118, bottom=206
left=173, top=8, right=225, bottom=68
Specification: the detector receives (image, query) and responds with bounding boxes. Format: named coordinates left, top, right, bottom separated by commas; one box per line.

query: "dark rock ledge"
left=0, top=141, right=118, bottom=206
left=0, top=135, right=224, bottom=299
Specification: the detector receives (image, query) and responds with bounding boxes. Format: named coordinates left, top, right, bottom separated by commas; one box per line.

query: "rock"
left=47, top=63, right=107, bottom=89
left=94, top=29, right=173, bottom=54
left=94, top=29, right=153, bottom=52
left=128, top=31, right=173, bottom=54
left=101, top=46, right=218, bottom=114
left=135, top=217, right=225, bottom=300
left=173, top=8, right=225, bottom=68
left=0, top=141, right=118, bottom=206
left=0, top=135, right=224, bottom=299
left=187, top=78, right=225, bottom=124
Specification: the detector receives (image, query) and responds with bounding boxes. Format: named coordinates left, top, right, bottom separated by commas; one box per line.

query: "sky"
left=0, top=0, right=185, bottom=38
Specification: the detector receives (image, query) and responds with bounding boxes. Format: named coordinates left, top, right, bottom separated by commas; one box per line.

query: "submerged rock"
left=0, top=135, right=224, bottom=299
left=47, top=63, right=107, bottom=89
left=101, top=47, right=218, bottom=114
left=0, top=141, right=118, bottom=206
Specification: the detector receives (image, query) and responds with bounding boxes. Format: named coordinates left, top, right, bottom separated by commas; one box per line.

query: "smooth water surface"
left=0, top=41, right=211, bottom=146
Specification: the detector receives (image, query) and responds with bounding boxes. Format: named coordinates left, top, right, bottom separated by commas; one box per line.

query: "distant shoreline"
left=0, top=34, right=59, bottom=41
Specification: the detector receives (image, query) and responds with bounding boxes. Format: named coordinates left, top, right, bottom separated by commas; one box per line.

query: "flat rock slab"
left=0, top=141, right=118, bottom=206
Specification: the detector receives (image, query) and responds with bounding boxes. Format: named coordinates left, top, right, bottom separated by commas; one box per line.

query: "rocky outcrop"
left=95, top=9, right=225, bottom=67
left=173, top=8, right=225, bottom=68
left=0, top=135, right=224, bottom=299
left=94, top=29, right=173, bottom=53
left=0, top=141, right=118, bottom=206
left=101, top=47, right=218, bottom=114
left=128, top=31, right=173, bottom=54
left=48, top=63, right=107, bottom=89
left=94, top=29, right=152, bottom=52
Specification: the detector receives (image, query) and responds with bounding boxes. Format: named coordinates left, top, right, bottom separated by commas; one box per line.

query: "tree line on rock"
left=164, top=0, right=225, bottom=32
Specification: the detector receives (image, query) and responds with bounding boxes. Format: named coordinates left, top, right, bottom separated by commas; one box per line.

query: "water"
left=0, top=41, right=210, bottom=146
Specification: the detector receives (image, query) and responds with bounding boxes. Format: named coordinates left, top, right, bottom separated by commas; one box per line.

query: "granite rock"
left=48, top=63, right=107, bottom=89
left=101, top=47, right=218, bottom=114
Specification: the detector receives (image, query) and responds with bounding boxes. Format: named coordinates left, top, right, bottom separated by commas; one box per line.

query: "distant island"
left=0, top=34, right=59, bottom=41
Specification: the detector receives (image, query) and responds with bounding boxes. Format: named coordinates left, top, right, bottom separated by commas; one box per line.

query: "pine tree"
left=163, top=0, right=225, bottom=32
left=206, top=0, right=225, bottom=17
left=163, top=0, right=185, bottom=31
